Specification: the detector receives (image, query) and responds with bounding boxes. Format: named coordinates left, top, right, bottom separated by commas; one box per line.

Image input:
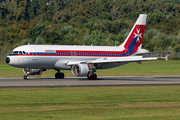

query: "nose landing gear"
left=24, top=75, right=30, bottom=80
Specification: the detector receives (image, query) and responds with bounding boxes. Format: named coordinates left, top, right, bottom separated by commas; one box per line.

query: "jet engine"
left=71, top=64, right=90, bottom=76
left=23, top=68, right=45, bottom=75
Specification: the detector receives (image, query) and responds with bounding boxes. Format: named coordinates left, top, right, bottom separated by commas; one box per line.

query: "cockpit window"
left=13, top=51, right=19, bottom=54
left=19, top=51, right=22, bottom=54
left=22, top=51, right=25, bottom=54
left=10, top=51, right=26, bottom=55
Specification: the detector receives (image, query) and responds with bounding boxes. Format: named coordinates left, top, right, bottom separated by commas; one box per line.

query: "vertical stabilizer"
left=120, top=14, right=147, bottom=50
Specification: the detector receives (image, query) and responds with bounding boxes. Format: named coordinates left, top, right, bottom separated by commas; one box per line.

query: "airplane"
left=5, top=14, right=161, bottom=80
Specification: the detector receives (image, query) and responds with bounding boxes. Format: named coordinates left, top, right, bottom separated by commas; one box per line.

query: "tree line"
left=0, top=0, right=180, bottom=56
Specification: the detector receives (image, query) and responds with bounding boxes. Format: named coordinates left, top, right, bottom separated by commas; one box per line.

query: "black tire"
left=55, top=73, right=60, bottom=79
left=60, top=73, right=64, bottom=79
left=24, top=75, right=30, bottom=80
left=55, top=73, right=64, bottom=79
left=92, top=74, right=97, bottom=80
left=87, top=74, right=97, bottom=80
left=87, top=76, right=92, bottom=80
left=24, top=75, right=27, bottom=80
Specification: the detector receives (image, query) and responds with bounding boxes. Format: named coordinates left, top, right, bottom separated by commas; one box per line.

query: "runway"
left=0, top=76, right=180, bottom=87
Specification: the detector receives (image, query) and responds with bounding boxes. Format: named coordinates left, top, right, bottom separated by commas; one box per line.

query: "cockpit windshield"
left=10, top=51, right=26, bottom=55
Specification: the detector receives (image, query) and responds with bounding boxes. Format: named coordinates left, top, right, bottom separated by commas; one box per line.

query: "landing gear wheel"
left=55, top=73, right=64, bottom=79
left=55, top=73, right=59, bottom=79
left=92, top=74, right=97, bottom=80
left=60, top=73, right=64, bottom=79
left=24, top=75, right=27, bottom=79
left=87, top=74, right=97, bottom=80
left=24, top=75, right=30, bottom=80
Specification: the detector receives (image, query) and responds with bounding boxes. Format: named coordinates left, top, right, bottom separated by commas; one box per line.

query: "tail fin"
left=120, top=14, right=147, bottom=50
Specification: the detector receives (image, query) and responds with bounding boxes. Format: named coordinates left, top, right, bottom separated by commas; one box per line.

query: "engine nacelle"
left=71, top=64, right=90, bottom=76
left=23, top=68, right=45, bottom=75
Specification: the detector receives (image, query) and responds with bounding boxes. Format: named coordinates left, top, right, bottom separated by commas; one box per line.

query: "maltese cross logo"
left=134, top=29, right=142, bottom=43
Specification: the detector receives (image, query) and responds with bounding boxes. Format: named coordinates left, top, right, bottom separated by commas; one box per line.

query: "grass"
left=0, top=86, right=180, bottom=120
left=1, top=60, right=180, bottom=77
left=1, top=61, right=180, bottom=119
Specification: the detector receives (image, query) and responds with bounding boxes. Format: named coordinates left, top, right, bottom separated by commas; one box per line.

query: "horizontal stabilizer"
left=159, top=55, right=169, bottom=61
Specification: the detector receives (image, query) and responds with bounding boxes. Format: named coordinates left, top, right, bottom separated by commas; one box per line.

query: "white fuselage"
left=7, top=44, right=147, bottom=69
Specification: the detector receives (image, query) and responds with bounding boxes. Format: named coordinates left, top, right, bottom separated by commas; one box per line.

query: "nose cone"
left=5, top=57, right=10, bottom=64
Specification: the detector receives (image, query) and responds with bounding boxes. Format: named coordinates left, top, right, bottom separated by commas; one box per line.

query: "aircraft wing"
left=90, top=56, right=157, bottom=64
left=67, top=56, right=158, bottom=65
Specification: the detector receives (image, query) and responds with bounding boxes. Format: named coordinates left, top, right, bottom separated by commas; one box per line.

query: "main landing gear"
left=55, top=70, right=64, bottom=79
left=87, top=74, right=97, bottom=80
left=87, top=64, right=97, bottom=80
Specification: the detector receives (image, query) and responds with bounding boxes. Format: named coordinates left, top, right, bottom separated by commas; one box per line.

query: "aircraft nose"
left=5, top=57, right=10, bottom=64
